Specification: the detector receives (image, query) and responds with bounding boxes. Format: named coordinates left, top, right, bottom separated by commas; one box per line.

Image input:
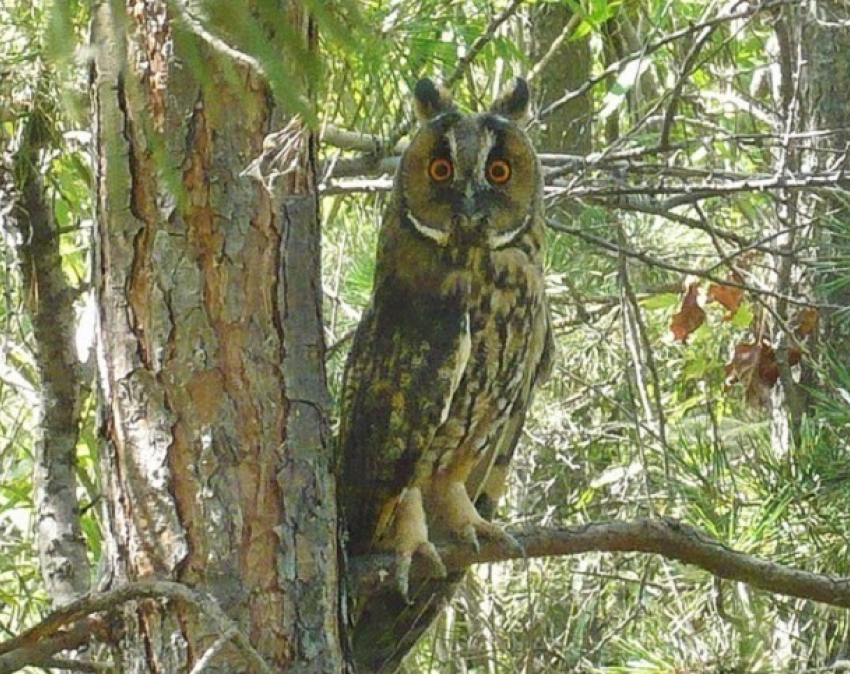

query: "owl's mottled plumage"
left=339, top=78, right=553, bottom=671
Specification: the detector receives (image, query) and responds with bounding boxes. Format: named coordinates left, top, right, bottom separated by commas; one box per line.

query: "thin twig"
left=616, top=222, right=661, bottom=514
left=379, top=0, right=529, bottom=160
left=527, top=12, right=582, bottom=84
left=539, top=0, right=802, bottom=120
left=446, top=0, right=526, bottom=88
left=554, top=169, right=850, bottom=200
left=658, top=1, right=723, bottom=149
left=546, top=219, right=833, bottom=309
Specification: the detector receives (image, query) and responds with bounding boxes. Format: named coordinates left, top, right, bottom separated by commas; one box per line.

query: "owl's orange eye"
left=487, top=159, right=511, bottom=184
left=429, top=158, right=453, bottom=182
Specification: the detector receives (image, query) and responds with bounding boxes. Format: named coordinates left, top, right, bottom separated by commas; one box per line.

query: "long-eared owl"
left=339, top=77, right=553, bottom=635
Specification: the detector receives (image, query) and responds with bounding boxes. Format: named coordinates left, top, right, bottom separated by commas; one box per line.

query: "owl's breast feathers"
left=339, top=219, right=551, bottom=553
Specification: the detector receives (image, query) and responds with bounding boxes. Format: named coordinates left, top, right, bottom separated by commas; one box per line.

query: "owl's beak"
left=454, top=183, right=486, bottom=235
left=461, top=196, right=478, bottom=219
left=456, top=199, right=485, bottom=234
left=458, top=187, right=485, bottom=224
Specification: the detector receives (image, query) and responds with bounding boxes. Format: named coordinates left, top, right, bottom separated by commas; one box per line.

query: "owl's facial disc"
left=401, top=111, right=538, bottom=251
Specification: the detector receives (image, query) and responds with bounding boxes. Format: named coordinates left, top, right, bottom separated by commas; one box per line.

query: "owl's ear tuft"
left=414, top=78, right=454, bottom=121
left=490, top=78, right=530, bottom=122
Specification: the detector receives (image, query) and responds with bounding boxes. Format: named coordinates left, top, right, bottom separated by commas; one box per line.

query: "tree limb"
left=0, top=619, right=101, bottom=674
left=0, top=581, right=275, bottom=674
left=5, top=520, right=848, bottom=670
left=350, top=518, right=850, bottom=610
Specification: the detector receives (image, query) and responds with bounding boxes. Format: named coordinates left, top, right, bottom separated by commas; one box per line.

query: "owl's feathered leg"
left=379, top=486, right=447, bottom=600
left=427, top=475, right=523, bottom=554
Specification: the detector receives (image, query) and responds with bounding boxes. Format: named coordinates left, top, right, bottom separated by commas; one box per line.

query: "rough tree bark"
left=796, top=1, right=850, bottom=353
left=90, top=1, right=342, bottom=670
left=530, top=3, right=591, bottom=156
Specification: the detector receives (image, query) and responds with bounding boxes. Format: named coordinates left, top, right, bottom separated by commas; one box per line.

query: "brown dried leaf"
left=725, top=342, right=760, bottom=387
left=671, top=282, right=706, bottom=343
left=789, top=347, right=802, bottom=367
left=708, top=272, right=744, bottom=320
left=758, top=344, right=779, bottom=387
left=795, top=307, right=818, bottom=338
left=725, top=339, right=778, bottom=407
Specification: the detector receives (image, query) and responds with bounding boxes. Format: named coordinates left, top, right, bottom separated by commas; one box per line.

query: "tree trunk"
left=530, top=4, right=591, bottom=155
left=90, top=1, right=342, bottom=670
left=770, top=0, right=850, bottom=453
left=8, top=82, right=90, bottom=609
left=800, top=1, right=850, bottom=338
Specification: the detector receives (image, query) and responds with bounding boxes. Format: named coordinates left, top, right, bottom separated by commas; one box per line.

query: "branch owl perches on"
left=338, top=77, right=553, bottom=672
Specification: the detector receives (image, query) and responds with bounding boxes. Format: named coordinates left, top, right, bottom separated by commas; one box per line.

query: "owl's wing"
left=339, top=288, right=470, bottom=554
left=469, top=315, right=555, bottom=515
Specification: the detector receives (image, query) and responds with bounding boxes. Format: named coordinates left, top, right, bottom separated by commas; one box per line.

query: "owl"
left=339, top=77, right=553, bottom=670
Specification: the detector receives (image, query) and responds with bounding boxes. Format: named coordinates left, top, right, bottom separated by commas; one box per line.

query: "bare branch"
left=0, top=582, right=275, bottom=674
left=321, top=177, right=393, bottom=195
left=545, top=219, right=829, bottom=308
left=323, top=167, right=850, bottom=206
left=325, top=127, right=850, bottom=180
left=172, top=2, right=266, bottom=77
left=0, top=619, right=98, bottom=674
left=527, top=12, right=582, bottom=84
left=445, top=0, right=526, bottom=88
left=658, top=13, right=721, bottom=149
left=320, top=125, right=407, bottom=154
left=553, top=169, right=850, bottom=201
left=364, top=0, right=529, bottom=165
left=351, top=519, right=850, bottom=611
left=539, top=0, right=801, bottom=120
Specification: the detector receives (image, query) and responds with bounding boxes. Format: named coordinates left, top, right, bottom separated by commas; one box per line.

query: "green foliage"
left=2, top=0, right=850, bottom=670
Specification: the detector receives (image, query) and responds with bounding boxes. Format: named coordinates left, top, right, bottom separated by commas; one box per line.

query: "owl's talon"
left=500, top=529, right=524, bottom=557
left=456, top=524, right=481, bottom=552
left=393, top=541, right=448, bottom=602
left=416, top=541, right=447, bottom=578
left=463, top=519, right=523, bottom=557
left=394, top=552, right=413, bottom=602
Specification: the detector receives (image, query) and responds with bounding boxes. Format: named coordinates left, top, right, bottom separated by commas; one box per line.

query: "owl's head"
left=396, top=78, right=541, bottom=251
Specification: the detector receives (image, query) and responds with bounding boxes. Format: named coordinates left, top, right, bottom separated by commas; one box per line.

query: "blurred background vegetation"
left=3, top=0, right=850, bottom=671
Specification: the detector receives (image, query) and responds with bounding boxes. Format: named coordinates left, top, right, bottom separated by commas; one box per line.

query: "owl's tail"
left=351, top=571, right=467, bottom=673
left=349, top=404, right=532, bottom=672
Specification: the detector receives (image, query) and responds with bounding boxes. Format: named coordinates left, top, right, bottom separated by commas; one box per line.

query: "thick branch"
left=351, top=519, right=850, bottom=610
left=0, top=619, right=101, bottom=674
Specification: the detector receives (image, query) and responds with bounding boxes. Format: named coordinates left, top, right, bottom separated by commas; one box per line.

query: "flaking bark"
left=91, top=1, right=341, bottom=670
